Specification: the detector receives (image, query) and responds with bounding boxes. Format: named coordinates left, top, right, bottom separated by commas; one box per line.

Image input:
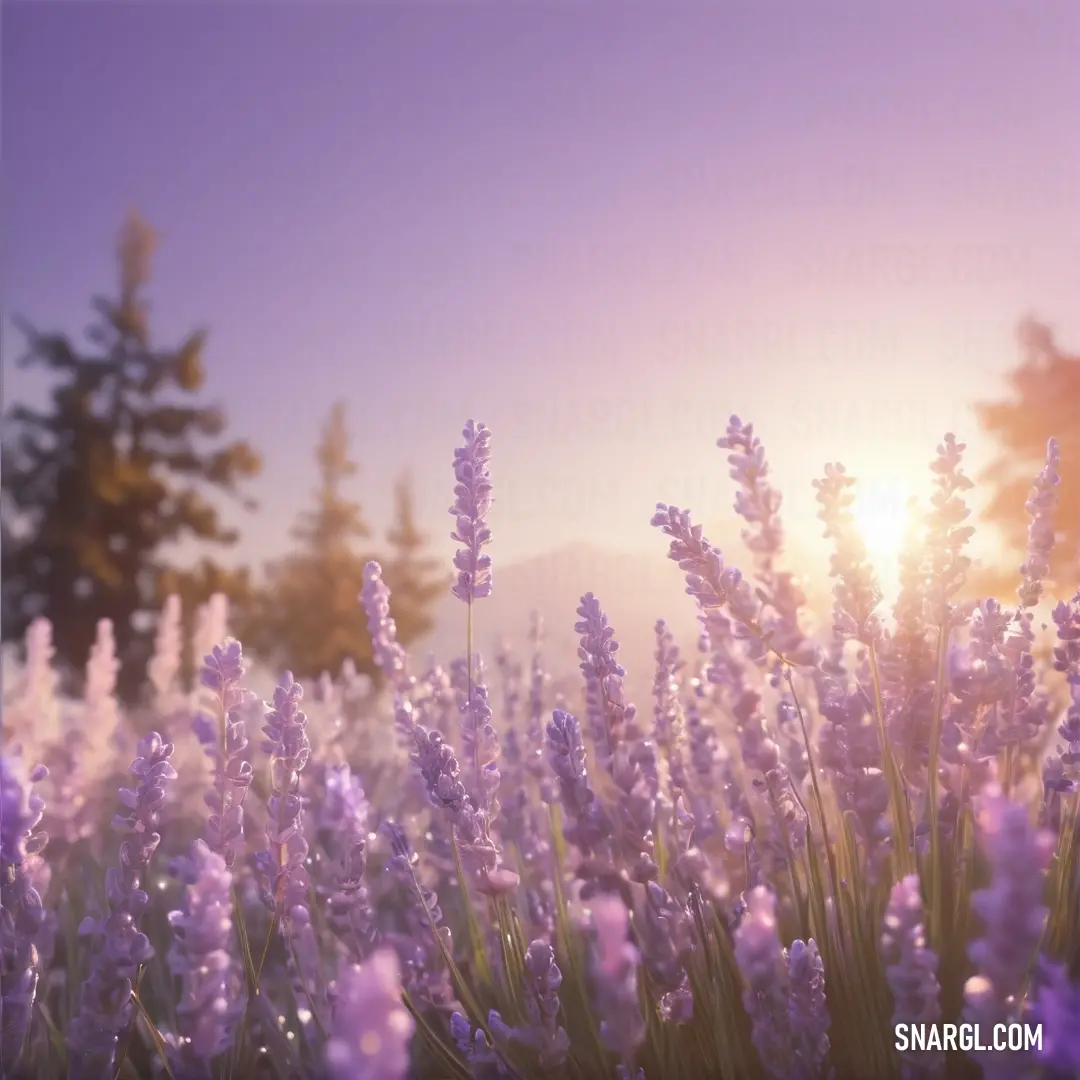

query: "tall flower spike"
left=717, top=414, right=784, bottom=579
left=167, top=840, right=236, bottom=1076
left=786, top=938, right=830, bottom=1080
left=195, top=639, right=255, bottom=870
left=734, top=886, right=791, bottom=1080
left=650, top=504, right=767, bottom=662
left=325, top=949, right=414, bottom=1080
left=881, top=875, right=943, bottom=1079
left=450, top=420, right=493, bottom=602
left=812, top=463, right=884, bottom=646
left=1045, top=589, right=1080, bottom=810
left=1018, top=436, right=1060, bottom=609
left=924, top=434, right=975, bottom=628
left=148, top=594, right=183, bottom=707
left=0, top=754, right=50, bottom=1071
left=68, top=733, right=177, bottom=1080
left=963, top=785, right=1054, bottom=1080
left=589, top=895, right=645, bottom=1065
left=361, top=560, right=412, bottom=695
left=1028, top=960, right=1080, bottom=1076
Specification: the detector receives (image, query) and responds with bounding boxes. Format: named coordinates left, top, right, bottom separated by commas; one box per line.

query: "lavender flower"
left=381, top=823, right=457, bottom=1011
left=588, top=895, right=645, bottom=1064
left=167, top=840, right=236, bottom=1076
left=1028, top=960, right=1080, bottom=1076
left=451, top=1012, right=504, bottom=1079
left=1018, top=436, right=1060, bottom=609
left=651, top=619, right=683, bottom=759
left=460, top=682, right=501, bottom=821
left=963, top=785, right=1054, bottom=1080
left=0, top=754, right=49, bottom=1071
left=517, top=941, right=571, bottom=1070
left=812, top=463, right=884, bottom=646
left=325, top=949, right=414, bottom=1080
left=255, top=674, right=311, bottom=896
left=576, top=594, right=642, bottom=761
left=881, top=875, right=943, bottom=1079
left=410, top=725, right=513, bottom=892
left=253, top=673, right=323, bottom=1026
left=196, top=639, right=255, bottom=869
left=68, top=732, right=177, bottom=1080
left=651, top=503, right=770, bottom=667
left=717, top=414, right=784, bottom=580
left=311, top=763, right=377, bottom=959
left=639, top=883, right=694, bottom=1022
left=361, top=561, right=412, bottom=694
left=5, top=618, right=61, bottom=749
left=924, top=434, right=975, bottom=628
left=545, top=709, right=612, bottom=857
left=148, top=593, right=183, bottom=706
left=83, top=618, right=120, bottom=743
left=786, top=939, right=830, bottom=1080
left=524, top=612, right=551, bottom=786
left=1046, top=590, right=1080, bottom=807
left=576, top=595, right=657, bottom=880
left=734, top=886, right=791, bottom=1080
left=450, top=420, right=493, bottom=602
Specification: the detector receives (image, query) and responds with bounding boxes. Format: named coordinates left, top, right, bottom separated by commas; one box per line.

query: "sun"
left=850, top=477, right=917, bottom=581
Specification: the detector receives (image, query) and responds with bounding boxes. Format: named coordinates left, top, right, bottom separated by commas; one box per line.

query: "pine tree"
left=239, top=402, right=376, bottom=681
left=383, top=473, right=446, bottom=648
left=974, top=315, right=1079, bottom=596
left=1, top=211, right=260, bottom=700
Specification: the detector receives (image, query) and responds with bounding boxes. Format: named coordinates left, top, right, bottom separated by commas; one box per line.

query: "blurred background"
left=3, top=0, right=1079, bottom=706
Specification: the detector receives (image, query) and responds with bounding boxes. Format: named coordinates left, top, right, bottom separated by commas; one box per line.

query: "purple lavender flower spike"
left=786, top=939, right=830, bottom=1080
left=651, top=618, right=683, bottom=759
left=650, top=503, right=769, bottom=663
left=963, top=785, right=1054, bottom=1080
left=881, top=875, right=943, bottom=1079
left=410, top=722, right=513, bottom=893
left=450, top=420, right=493, bottom=603
left=68, top=732, right=177, bottom=1080
left=325, top=949, right=415, bottom=1080
left=545, top=709, right=613, bottom=857
left=812, top=463, right=884, bottom=646
left=361, top=560, right=412, bottom=694
left=460, top=682, right=501, bottom=821
left=1045, top=590, right=1080, bottom=813
left=252, top=672, right=325, bottom=1030
left=639, top=882, right=694, bottom=1022
left=576, top=593, right=641, bottom=761
left=734, top=886, right=791, bottom=1079
left=520, top=940, right=571, bottom=1070
left=924, top=434, right=975, bottom=629
left=0, top=754, right=50, bottom=1071
left=1018, top=436, right=1060, bottom=609
left=167, top=839, right=236, bottom=1076
left=717, top=414, right=785, bottom=578
left=1028, top=960, right=1080, bottom=1076
left=588, top=895, right=645, bottom=1065
left=197, top=638, right=255, bottom=870
left=254, top=672, right=313, bottom=926
left=312, top=763, right=378, bottom=960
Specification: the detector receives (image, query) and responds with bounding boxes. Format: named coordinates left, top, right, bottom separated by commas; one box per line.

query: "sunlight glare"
left=850, top=478, right=917, bottom=597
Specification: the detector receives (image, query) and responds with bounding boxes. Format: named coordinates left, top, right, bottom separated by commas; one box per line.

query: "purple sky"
left=5, top=2, right=1079, bottom=585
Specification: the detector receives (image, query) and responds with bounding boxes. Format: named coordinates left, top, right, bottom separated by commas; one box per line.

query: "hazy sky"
left=5, top=1, right=1079, bottom=588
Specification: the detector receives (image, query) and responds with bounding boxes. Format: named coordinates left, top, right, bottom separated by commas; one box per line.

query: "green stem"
left=112, top=965, right=146, bottom=1080
left=868, top=644, right=915, bottom=877
left=784, top=666, right=840, bottom=902
left=926, top=623, right=950, bottom=949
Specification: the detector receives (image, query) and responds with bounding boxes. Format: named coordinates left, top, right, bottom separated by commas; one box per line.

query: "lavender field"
left=2, top=416, right=1078, bottom=1080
